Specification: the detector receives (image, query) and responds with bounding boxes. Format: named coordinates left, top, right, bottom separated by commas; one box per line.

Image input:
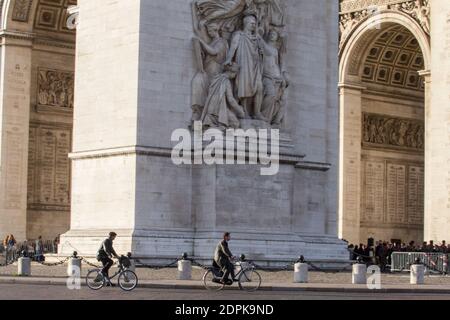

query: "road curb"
left=1, top=277, right=450, bottom=294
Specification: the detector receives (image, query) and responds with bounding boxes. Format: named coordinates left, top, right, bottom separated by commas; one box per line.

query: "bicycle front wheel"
left=238, top=268, right=261, bottom=292
left=86, top=269, right=105, bottom=290
left=203, top=269, right=225, bottom=292
left=118, top=270, right=138, bottom=291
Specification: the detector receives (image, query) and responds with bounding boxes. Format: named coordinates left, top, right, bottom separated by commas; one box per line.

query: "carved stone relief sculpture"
left=38, top=69, right=74, bottom=109
left=363, top=113, right=424, bottom=151
left=191, top=0, right=288, bottom=130
left=12, top=0, right=32, bottom=22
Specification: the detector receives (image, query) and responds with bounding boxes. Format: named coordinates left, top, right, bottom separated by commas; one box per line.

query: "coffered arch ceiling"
left=3, top=0, right=76, bottom=41
left=32, top=0, right=76, bottom=36
left=360, top=25, right=424, bottom=92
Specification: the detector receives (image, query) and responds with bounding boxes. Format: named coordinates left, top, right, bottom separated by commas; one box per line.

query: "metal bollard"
left=177, top=259, right=192, bottom=280
left=294, top=263, right=309, bottom=283
left=410, top=259, right=425, bottom=285
left=352, top=261, right=367, bottom=285
left=67, top=257, right=82, bottom=277
left=18, top=257, right=31, bottom=276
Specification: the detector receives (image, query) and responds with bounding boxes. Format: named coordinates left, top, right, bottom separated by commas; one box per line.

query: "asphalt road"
left=0, top=284, right=449, bottom=300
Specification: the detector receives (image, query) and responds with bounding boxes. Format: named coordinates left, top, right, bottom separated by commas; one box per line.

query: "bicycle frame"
left=203, top=259, right=261, bottom=292
left=103, top=263, right=127, bottom=282
left=211, top=260, right=255, bottom=280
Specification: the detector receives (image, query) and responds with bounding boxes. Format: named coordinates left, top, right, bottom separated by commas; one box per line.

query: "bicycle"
left=203, top=257, right=262, bottom=292
left=86, top=255, right=138, bottom=291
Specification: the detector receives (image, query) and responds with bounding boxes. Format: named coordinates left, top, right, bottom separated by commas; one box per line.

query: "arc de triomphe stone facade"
left=58, top=0, right=348, bottom=263
left=339, top=0, right=450, bottom=245
left=1, top=0, right=450, bottom=263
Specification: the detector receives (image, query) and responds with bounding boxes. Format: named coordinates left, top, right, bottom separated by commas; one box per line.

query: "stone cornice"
left=295, top=161, right=332, bottom=172
left=340, top=0, right=416, bottom=14
left=0, top=30, right=75, bottom=49
left=69, top=146, right=323, bottom=169
left=418, top=69, right=431, bottom=77
left=338, top=82, right=367, bottom=91
left=69, top=146, right=169, bottom=160
left=33, top=37, right=75, bottom=50
left=0, top=30, right=34, bottom=40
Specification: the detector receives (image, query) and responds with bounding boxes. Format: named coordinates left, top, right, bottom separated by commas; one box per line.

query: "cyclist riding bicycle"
left=214, top=232, right=237, bottom=285
left=96, top=232, right=120, bottom=286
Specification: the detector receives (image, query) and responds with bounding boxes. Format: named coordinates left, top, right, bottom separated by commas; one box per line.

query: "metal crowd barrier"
left=391, top=252, right=449, bottom=273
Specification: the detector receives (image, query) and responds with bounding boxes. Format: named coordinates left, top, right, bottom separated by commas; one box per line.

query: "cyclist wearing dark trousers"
left=214, top=232, right=237, bottom=285
left=97, top=232, right=120, bottom=285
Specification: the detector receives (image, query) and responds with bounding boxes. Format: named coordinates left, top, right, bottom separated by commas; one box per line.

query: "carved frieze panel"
left=363, top=113, right=424, bottom=151
left=12, top=0, right=33, bottom=22
left=4, top=126, right=25, bottom=209
left=362, top=157, right=424, bottom=226
left=27, top=123, right=71, bottom=212
left=37, top=68, right=74, bottom=110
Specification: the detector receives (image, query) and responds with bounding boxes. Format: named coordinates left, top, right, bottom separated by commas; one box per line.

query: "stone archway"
left=0, top=0, right=77, bottom=241
left=338, top=10, right=431, bottom=245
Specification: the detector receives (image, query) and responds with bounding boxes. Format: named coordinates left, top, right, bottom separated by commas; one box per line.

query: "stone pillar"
left=67, top=257, right=82, bottom=277
left=424, top=0, right=450, bottom=243
left=410, top=264, right=425, bottom=285
left=294, top=263, right=309, bottom=283
left=338, top=83, right=365, bottom=245
left=0, top=35, right=33, bottom=241
left=352, top=263, right=367, bottom=285
left=60, top=0, right=144, bottom=255
left=18, top=257, right=31, bottom=276
left=60, top=0, right=195, bottom=257
left=177, top=260, right=192, bottom=281
left=60, top=0, right=348, bottom=264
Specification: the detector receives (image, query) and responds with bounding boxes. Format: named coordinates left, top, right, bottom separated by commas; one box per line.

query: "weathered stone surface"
left=2, top=0, right=449, bottom=264
left=59, top=0, right=347, bottom=263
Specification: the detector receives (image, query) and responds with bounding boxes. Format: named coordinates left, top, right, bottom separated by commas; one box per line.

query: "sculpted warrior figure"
left=196, top=0, right=249, bottom=23
left=191, top=0, right=288, bottom=129
left=252, top=0, right=285, bottom=36
left=201, top=63, right=246, bottom=129
left=225, top=14, right=265, bottom=121
left=260, top=29, right=288, bottom=126
left=191, top=2, right=229, bottom=125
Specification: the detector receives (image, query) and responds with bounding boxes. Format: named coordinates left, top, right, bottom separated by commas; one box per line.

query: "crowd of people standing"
left=1, top=234, right=60, bottom=263
left=348, top=240, right=450, bottom=271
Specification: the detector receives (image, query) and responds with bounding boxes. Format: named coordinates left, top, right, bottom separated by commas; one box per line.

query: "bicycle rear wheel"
left=238, top=268, right=261, bottom=292
left=86, top=269, right=105, bottom=290
left=118, top=270, right=138, bottom=291
left=203, top=269, right=225, bottom=292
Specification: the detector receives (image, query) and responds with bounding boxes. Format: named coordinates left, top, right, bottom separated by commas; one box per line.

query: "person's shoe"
left=106, top=282, right=115, bottom=287
left=224, top=279, right=233, bottom=286
left=94, top=274, right=103, bottom=283
left=232, top=278, right=239, bottom=282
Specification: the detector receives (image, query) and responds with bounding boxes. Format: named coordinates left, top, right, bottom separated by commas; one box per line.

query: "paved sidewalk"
left=1, top=275, right=450, bottom=294
left=1, top=263, right=450, bottom=294
left=2, top=263, right=450, bottom=284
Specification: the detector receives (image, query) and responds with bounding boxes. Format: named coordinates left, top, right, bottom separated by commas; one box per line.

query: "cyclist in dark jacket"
left=97, top=232, right=120, bottom=281
left=214, top=232, right=237, bottom=285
